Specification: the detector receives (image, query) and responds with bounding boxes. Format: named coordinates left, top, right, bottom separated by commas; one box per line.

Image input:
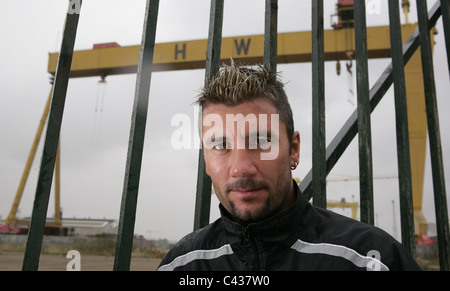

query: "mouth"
left=230, top=187, right=264, bottom=198
left=225, top=179, right=269, bottom=201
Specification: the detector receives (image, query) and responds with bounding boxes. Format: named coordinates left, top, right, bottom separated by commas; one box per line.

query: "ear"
left=290, top=131, right=300, bottom=165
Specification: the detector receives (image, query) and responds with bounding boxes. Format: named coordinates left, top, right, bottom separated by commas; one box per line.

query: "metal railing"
left=21, top=0, right=449, bottom=271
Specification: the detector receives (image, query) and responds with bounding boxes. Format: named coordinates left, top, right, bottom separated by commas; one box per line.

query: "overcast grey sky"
left=0, top=0, right=449, bottom=242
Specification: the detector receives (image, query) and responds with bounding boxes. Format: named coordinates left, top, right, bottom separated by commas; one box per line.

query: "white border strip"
left=291, top=239, right=389, bottom=271
left=157, top=244, right=234, bottom=271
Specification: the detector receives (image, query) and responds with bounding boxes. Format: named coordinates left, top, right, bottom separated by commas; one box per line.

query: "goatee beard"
left=228, top=196, right=272, bottom=226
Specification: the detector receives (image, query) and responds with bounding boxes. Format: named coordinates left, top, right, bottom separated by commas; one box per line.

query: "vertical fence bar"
left=416, top=0, right=450, bottom=271
left=353, top=0, right=374, bottom=225
left=311, top=0, right=326, bottom=209
left=388, top=0, right=416, bottom=257
left=22, top=0, right=82, bottom=271
left=113, top=0, right=159, bottom=271
left=440, top=0, right=450, bottom=74
left=299, top=1, right=442, bottom=201
left=264, top=0, right=278, bottom=73
left=54, top=140, right=62, bottom=227
left=193, top=0, right=224, bottom=231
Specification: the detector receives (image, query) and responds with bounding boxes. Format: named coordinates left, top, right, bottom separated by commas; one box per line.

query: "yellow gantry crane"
left=0, top=88, right=62, bottom=234
left=1, top=1, right=431, bottom=238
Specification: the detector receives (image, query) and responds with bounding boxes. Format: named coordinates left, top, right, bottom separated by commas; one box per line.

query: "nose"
left=229, top=149, right=257, bottom=178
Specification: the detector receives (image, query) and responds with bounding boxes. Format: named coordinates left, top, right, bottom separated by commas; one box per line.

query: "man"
left=158, top=62, right=421, bottom=271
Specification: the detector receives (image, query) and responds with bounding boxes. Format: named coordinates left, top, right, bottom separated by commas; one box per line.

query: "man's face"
left=202, top=98, right=300, bottom=224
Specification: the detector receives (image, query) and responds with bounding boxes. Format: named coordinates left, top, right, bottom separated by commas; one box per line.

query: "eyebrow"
left=247, top=130, right=278, bottom=140
left=203, top=128, right=279, bottom=148
left=203, top=135, right=230, bottom=147
left=207, top=131, right=278, bottom=141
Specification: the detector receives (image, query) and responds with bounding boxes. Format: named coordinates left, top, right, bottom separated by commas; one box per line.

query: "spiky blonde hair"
left=197, top=61, right=294, bottom=141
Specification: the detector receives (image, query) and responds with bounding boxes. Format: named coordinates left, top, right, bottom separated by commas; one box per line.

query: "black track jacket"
left=158, top=181, right=421, bottom=271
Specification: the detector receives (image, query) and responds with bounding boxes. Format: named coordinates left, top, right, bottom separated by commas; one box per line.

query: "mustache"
left=225, top=178, right=269, bottom=192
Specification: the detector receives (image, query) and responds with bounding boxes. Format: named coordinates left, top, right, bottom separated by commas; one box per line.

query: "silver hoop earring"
left=291, top=162, right=298, bottom=170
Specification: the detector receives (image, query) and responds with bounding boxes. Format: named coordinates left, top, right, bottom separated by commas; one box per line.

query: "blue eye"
left=213, top=140, right=232, bottom=150
left=257, top=138, right=271, bottom=149
left=248, top=135, right=272, bottom=150
left=213, top=142, right=226, bottom=150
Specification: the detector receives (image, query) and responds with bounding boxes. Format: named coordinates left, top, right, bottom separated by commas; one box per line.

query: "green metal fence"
left=21, top=0, right=450, bottom=271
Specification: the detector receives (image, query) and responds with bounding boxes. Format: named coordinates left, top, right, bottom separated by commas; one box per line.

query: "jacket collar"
left=219, top=180, right=314, bottom=247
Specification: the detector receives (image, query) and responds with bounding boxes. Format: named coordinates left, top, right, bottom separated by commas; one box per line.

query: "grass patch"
left=0, top=236, right=168, bottom=259
left=416, top=257, right=441, bottom=271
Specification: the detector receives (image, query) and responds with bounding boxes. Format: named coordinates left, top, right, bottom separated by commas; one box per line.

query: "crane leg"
left=0, top=87, right=53, bottom=233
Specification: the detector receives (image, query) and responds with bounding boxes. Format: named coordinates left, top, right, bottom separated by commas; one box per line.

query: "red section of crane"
left=0, top=223, right=23, bottom=234
left=93, top=42, right=120, bottom=49
left=332, top=0, right=354, bottom=30
left=337, top=0, right=354, bottom=6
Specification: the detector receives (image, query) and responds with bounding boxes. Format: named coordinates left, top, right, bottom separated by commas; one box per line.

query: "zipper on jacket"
left=242, top=226, right=260, bottom=270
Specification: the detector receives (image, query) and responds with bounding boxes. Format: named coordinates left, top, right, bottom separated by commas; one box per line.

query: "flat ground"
left=0, top=252, right=162, bottom=271
left=1, top=251, right=440, bottom=271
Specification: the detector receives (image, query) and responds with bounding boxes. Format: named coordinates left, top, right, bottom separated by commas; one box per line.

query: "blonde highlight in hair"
left=196, top=60, right=294, bottom=141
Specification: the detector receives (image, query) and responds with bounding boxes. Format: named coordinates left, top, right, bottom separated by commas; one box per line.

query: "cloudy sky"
left=0, top=0, right=448, bottom=242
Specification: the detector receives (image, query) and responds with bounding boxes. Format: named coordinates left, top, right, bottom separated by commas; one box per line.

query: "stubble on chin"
left=229, top=197, right=272, bottom=225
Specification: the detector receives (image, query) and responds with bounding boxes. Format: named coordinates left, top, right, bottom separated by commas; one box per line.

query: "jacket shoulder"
left=309, top=206, right=421, bottom=271
left=157, top=218, right=228, bottom=270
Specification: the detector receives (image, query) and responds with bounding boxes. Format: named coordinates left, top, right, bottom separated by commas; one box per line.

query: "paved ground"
left=0, top=252, right=162, bottom=271
left=1, top=251, right=439, bottom=271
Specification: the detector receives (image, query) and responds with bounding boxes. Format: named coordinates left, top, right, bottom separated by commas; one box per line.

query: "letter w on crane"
left=234, top=38, right=251, bottom=55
